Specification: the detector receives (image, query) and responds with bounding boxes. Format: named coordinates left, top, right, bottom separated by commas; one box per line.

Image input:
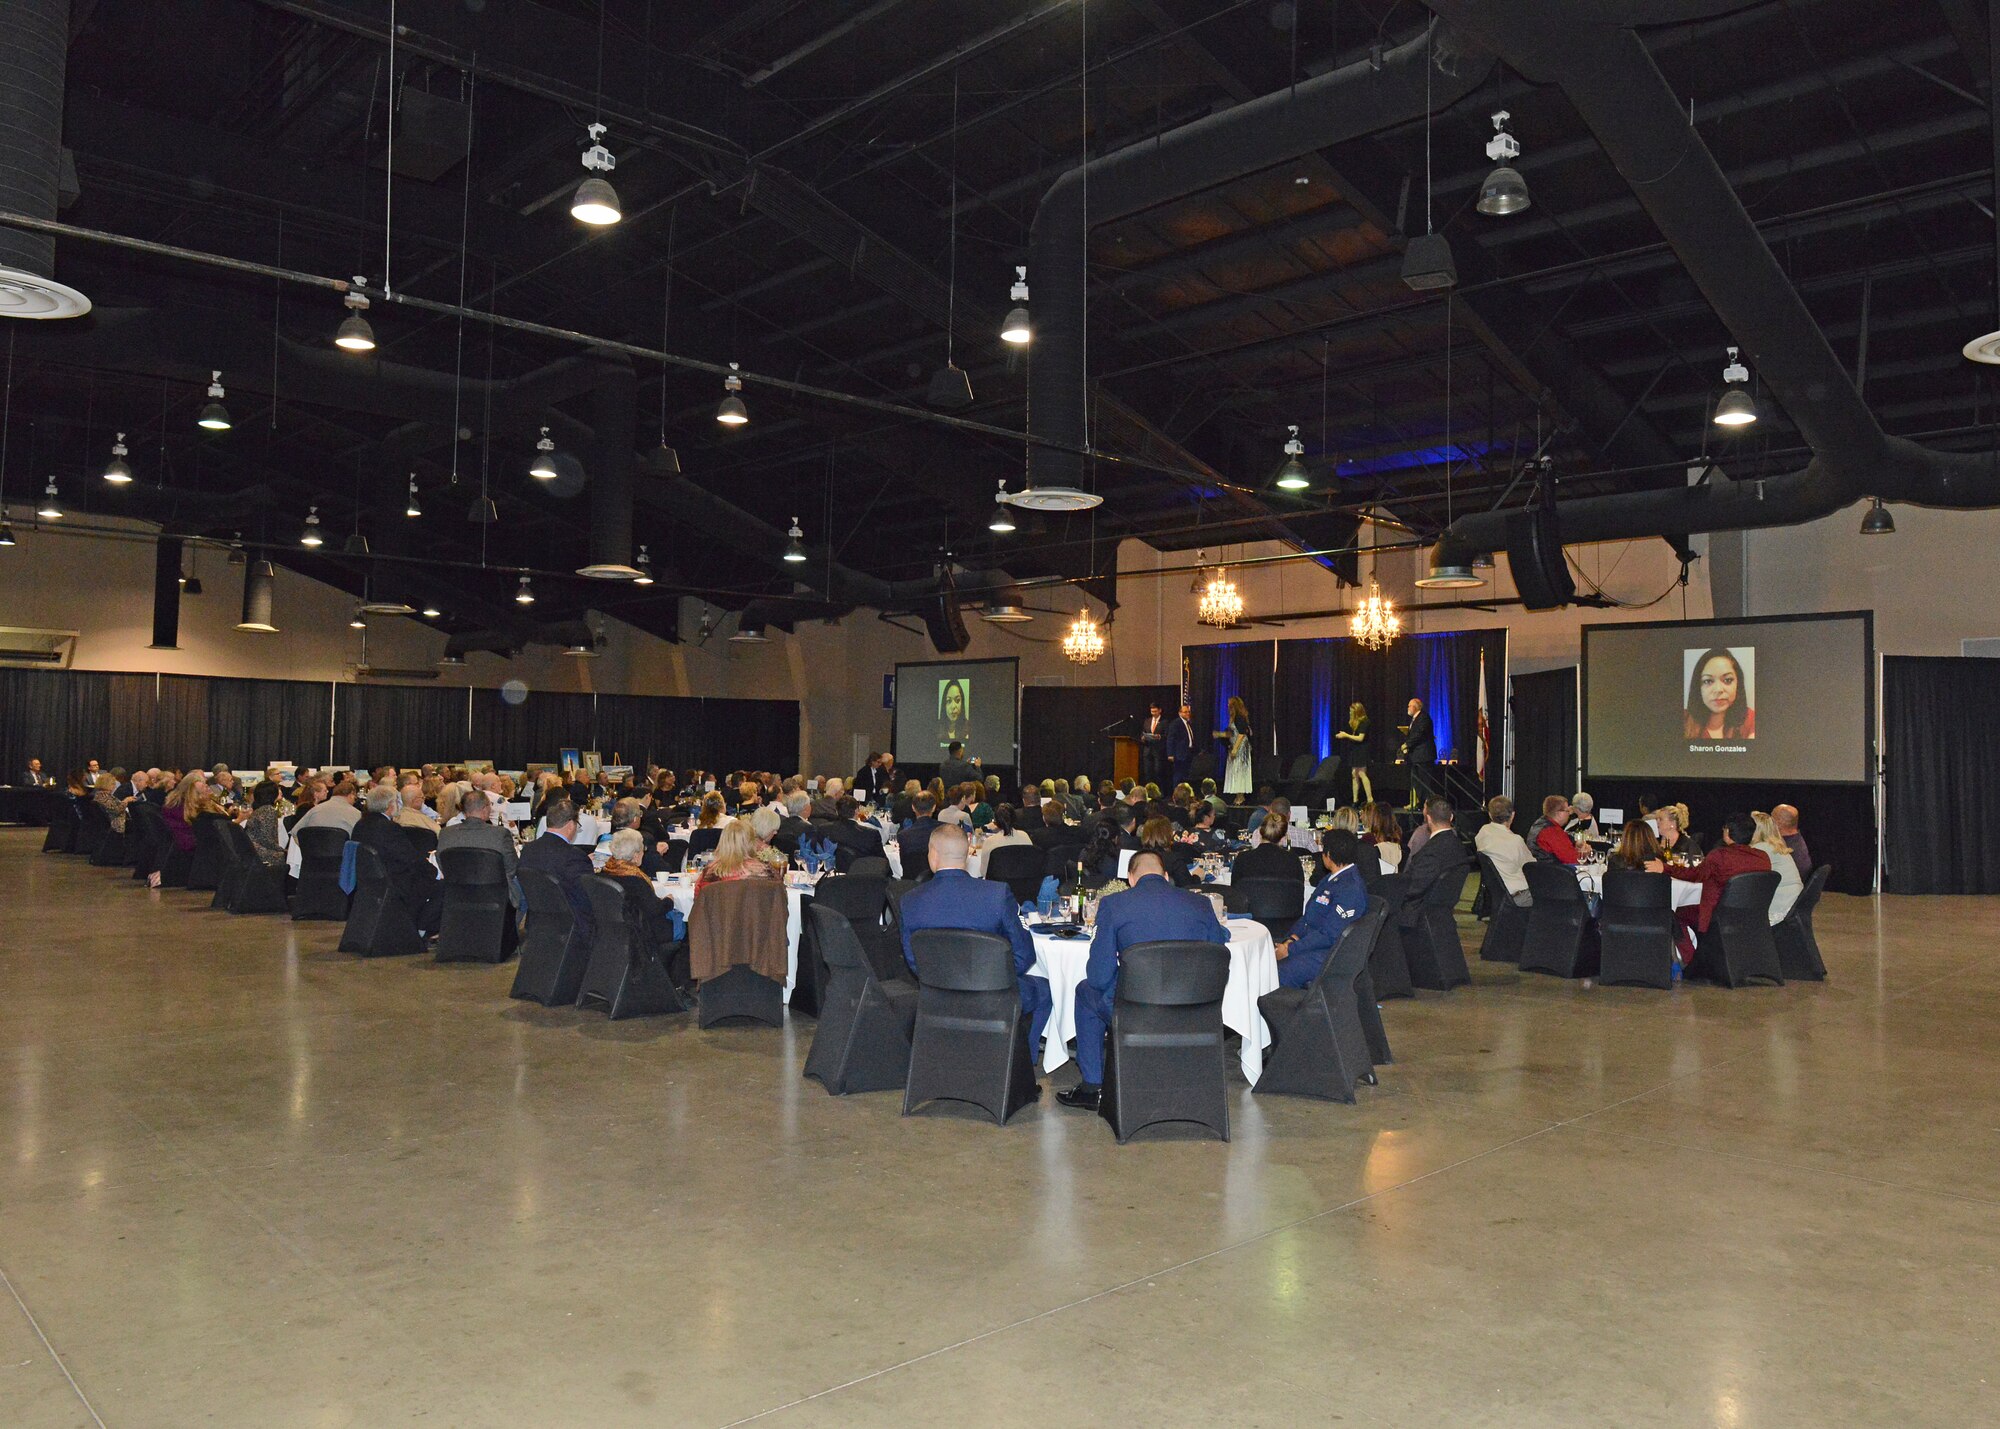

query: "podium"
left=1109, top=735, right=1140, bottom=784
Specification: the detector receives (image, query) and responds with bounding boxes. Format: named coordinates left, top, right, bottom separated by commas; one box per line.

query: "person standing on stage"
left=1334, top=701, right=1372, bottom=804
left=1165, top=703, right=1196, bottom=789
left=1398, top=697, right=1436, bottom=811
left=1138, top=700, right=1166, bottom=785
left=1217, top=696, right=1254, bottom=804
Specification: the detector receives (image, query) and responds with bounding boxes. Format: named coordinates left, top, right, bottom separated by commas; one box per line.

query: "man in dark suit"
left=437, top=788, right=521, bottom=906
left=825, top=796, right=887, bottom=871
left=1398, top=697, right=1437, bottom=809
left=898, top=825, right=1051, bottom=1046
left=896, top=793, right=941, bottom=879
left=20, top=759, right=49, bottom=787
left=351, top=786, right=444, bottom=934
left=854, top=753, right=892, bottom=802
left=517, top=794, right=596, bottom=944
left=1398, top=798, right=1468, bottom=922
left=1138, top=700, right=1167, bottom=785
left=1055, top=852, right=1229, bottom=1111
left=938, top=742, right=980, bottom=791
left=773, top=791, right=815, bottom=860
left=1166, top=703, right=1197, bottom=789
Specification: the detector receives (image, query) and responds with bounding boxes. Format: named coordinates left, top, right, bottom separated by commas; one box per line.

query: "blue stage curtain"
left=1184, top=639, right=1275, bottom=772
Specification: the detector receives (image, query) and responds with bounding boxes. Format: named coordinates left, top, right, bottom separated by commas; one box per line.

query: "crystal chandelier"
left=1196, top=565, right=1243, bottom=627
left=1349, top=578, right=1401, bottom=650
left=1062, top=609, right=1106, bottom=664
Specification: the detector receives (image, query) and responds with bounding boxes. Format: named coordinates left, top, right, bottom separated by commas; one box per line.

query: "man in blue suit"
left=1055, top=852, right=1228, bottom=1111
left=898, top=825, right=1052, bottom=1047
left=1275, top=828, right=1370, bottom=988
left=896, top=792, right=941, bottom=879
left=1165, top=702, right=1197, bottom=789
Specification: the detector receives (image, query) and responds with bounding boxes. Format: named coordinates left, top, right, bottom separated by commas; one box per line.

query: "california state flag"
left=1476, top=648, right=1490, bottom=782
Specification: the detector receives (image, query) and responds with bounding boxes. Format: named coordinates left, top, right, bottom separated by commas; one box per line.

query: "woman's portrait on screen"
left=1682, top=646, right=1756, bottom=741
left=937, top=678, right=971, bottom=748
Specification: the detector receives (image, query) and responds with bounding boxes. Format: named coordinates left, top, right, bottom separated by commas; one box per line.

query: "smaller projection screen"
left=893, top=657, right=1019, bottom=766
left=1583, top=613, right=1872, bottom=785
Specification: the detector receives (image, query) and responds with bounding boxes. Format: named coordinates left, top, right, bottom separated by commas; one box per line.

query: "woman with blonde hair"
left=1335, top=701, right=1372, bottom=803
left=1218, top=694, right=1253, bottom=801
left=696, top=817, right=782, bottom=890
left=1751, top=810, right=1803, bottom=923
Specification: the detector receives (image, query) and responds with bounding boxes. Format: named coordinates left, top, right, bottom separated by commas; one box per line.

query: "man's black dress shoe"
left=1055, top=1084, right=1101, bottom=1111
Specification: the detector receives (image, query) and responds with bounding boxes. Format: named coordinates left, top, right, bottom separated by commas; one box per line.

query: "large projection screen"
left=1583, top=613, right=1873, bottom=786
left=893, top=657, right=1019, bottom=767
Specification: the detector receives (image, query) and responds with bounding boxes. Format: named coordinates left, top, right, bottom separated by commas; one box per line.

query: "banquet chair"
left=982, top=844, right=1045, bottom=905
left=1774, top=863, right=1830, bottom=981
left=1694, top=871, right=1784, bottom=988
left=400, top=824, right=438, bottom=857
left=434, top=848, right=518, bottom=963
left=1361, top=872, right=1415, bottom=999
left=848, top=854, right=889, bottom=881
left=218, top=823, right=289, bottom=915
left=89, top=808, right=130, bottom=868
left=690, top=878, right=788, bottom=1028
left=1041, top=843, right=1083, bottom=880
left=1519, top=863, right=1598, bottom=979
left=1226, top=876, right=1307, bottom=945
left=509, top=868, right=593, bottom=1005
left=125, top=801, right=168, bottom=883
left=803, top=905, right=918, bottom=1095
left=291, top=827, right=352, bottom=920
left=337, top=842, right=426, bottom=957
left=187, top=814, right=229, bottom=891
left=651, top=838, right=689, bottom=875
left=1475, top=854, right=1528, bottom=963
left=158, top=831, right=195, bottom=888
left=903, top=928, right=1040, bottom=1125
left=75, top=799, right=110, bottom=858
left=1596, top=869, right=1676, bottom=989
left=809, top=874, right=900, bottom=986
left=1256, top=902, right=1390, bottom=1103
left=1401, top=866, right=1472, bottom=991
left=40, top=796, right=80, bottom=854
left=1099, top=940, right=1232, bottom=1143
left=575, top=874, right=689, bottom=1019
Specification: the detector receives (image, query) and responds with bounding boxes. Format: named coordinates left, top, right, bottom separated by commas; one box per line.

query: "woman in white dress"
left=1751, top=810, right=1803, bottom=923
left=1218, top=695, right=1254, bottom=802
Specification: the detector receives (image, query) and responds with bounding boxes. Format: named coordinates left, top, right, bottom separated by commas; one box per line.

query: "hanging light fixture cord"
left=0, top=329, right=13, bottom=508
left=450, top=69, right=475, bottom=492
left=946, top=70, right=960, bottom=369
left=383, top=0, right=397, bottom=295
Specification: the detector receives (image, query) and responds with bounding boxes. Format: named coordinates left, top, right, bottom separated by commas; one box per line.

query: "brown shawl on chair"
left=688, top=877, right=790, bottom=982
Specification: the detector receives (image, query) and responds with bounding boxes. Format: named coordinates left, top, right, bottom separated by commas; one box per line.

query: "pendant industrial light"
left=1475, top=110, right=1531, bottom=216
left=196, top=372, right=232, bottom=430
left=404, top=475, right=421, bottom=518
left=36, top=475, right=61, bottom=520
left=0, top=522, right=15, bottom=547
left=529, top=426, right=558, bottom=480
left=988, top=481, right=1017, bottom=533
left=1712, top=347, right=1757, bottom=426
left=1859, top=497, right=1896, bottom=535
left=348, top=607, right=367, bottom=630
left=421, top=603, right=442, bottom=619
left=730, top=613, right=769, bottom=643
left=1273, top=425, right=1311, bottom=491
left=781, top=517, right=807, bottom=563
left=334, top=277, right=376, bottom=351
left=103, top=432, right=132, bottom=484
left=467, top=493, right=499, bottom=524
left=179, top=548, right=203, bottom=597
left=236, top=557, right=278, bottom=632
left=633, top=545, right=655, bottom=585
left=1402, top=33, right=1457, bottom=291
left=1062, top=607, right=1106, bottom=664
left=571, top=123, right=622, bottom=225
left=1000, top=266, right=1031, bottom=345
left=514, top=573, right=535, bottom=605
left=299, top=505, right=323, bottom=547
left=716, top=364, right=748, bottom=426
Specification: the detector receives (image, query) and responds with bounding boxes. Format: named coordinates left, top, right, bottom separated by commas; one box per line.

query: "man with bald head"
left=896, top=823, right=1051, bottom=1050
left=1055, top=850, right=1229, bottom=1112
left=1772, top=804, right=1811, bottom=880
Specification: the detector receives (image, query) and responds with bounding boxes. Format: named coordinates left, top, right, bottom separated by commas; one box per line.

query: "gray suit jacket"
left=437, top=818, right=521, bottom=904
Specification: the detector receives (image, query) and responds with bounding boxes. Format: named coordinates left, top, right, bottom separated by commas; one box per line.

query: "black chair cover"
left=435, top=847, right=518, bottom=963
left=219, top=822, right=289, bottom=914
left=187, top=814, right=229, bottom=891
left=903, top=928, right=1039, bottom=1125
left=337, top=841, right=425, bottom=957
left=982, top=844, right=1045, bottom=905
left=75, top=798, right=110, bottom=857
left=1364, top=872, right=1415, bottom=999
left=1100, top=940, right=1231, bottom=1142
left=1226, top=876, right=1307, bottom=945
left=696, top=963, right=786, bottom=1028
left=509, top=868, right=593, bottom=1004
left=1695, top=870, right=1784, bottom=987
left=1774, top=864, right=1830, bottom=981
left=576, top=874, right=689, bottom=1019
left=40, top=796, right=80, bottom=854
left=1402, top=866, right=1472, bottom=990
left=1597, top=869, right=1676, bottom=989
left=803, top=904, right=918, bottom=1095
left=1520, top=862, right=1598, bottom=979
left=1256, top=902, right=1390, bottom=1102
left=1475, top=853, right=1528, bottom=962
left=293, top=827, right=352, bottom=920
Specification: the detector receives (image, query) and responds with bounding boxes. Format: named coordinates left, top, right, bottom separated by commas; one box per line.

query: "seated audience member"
left=1400, top=799, right=1470, bottom=911
left=897, top=827, right=1052, bottom=1046
left=1529, top=795, right=1581, bottom=865
left=1078, top=820, right=1125, bottom=886
left=1474, top=795, right=1534, bottom=906
left=1653, top=804, right=1695, bottom=860
left=896, top=793, right=942, bottom=877
left=1649, top=813, right=1770, bottom=958
left=155, top=773, right=205, bottom=884
left=980, top=803, right=1033, bottom=855
left=1138, top=815, right=1197, bottom=888
left=1566, top=791, right=1601, bottom=842
left=1274, top=828, right=1371, bottom=987
left=969, top=780, right=997, bottom=829
left=746, top=805, right=789, bottom=866
left=1364, top=802, right=1404, bottom=870
left=824, top=796, right=886, bottom=869
left=1607, top=820, right=1666, bottom=873
left=295, top=778, right=361, bottom=833
left=1055, top=852, right=1228, bottom=1111
left=1069, top=775, right=1094, bottom=820
left=1232, top=811, right=1307, bottom=885
left=889, top=779, right=922, bottom=825
left=1751, top=810, right=1805, bottom=924
left=938, top=784, right=974, bottom=830
left=695, top=819, right=781, bottom=892
left=351, top=786, right=443, bottom=934
left=1200, top=777, right=1225, bottom=813
left=1181, top=801, right=1226, bottom=854
left=243, top=780, right=287, bottom=867
left=686, top=793, right=728, bottom=859
left=771, top=791, right=813, bottom=857
left=396, top=778, right=439, bottom=833
left=20, top=757, right=49, bottom=786
left=810, top=777, right=844, bottom=823
left=518, top=795, right=597, bottom=943
left=600, top=828, right=689, bottom=970
left=1248, top=797, right=1295, bottom=846
left=91, top=773, right=128, bottom=835
left=1014, top=783, right=1045, bottom=829
left=437, top=788, right=520, bottom=905
left=1772, top=803, right=1811, bottom=879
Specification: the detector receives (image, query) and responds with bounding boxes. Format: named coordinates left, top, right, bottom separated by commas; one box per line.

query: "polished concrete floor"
left=2, top=829, right=1996, bottom=1427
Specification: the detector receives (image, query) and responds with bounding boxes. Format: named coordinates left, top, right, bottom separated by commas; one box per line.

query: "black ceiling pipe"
left=1024, top=22, right=1493, bottom=496
left=1421, top=0, right=2000, bottom=571
left=0, top=0, right=67, bottom=286
left=579, top=355, right=639, bottom=578
left=150, top=536, right=182, bottom=650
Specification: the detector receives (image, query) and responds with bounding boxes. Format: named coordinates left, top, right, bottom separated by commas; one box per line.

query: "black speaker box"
left=1507, top=507, right=1575, bottom=610
left=924, top=591, right=970, bottom=653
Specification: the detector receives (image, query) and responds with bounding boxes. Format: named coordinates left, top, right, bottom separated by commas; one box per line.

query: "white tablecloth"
left=1575, top=865, right=1703, bottom=910
left=881, top=843, right=995, bottom=881
left=651, top=875, right=805, bottom=993
left=1030, top=918, right=1279, bottom=1083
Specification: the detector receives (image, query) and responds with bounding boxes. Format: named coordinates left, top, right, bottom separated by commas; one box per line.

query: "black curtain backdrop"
left=695, top=698, right=801, bottom=775
left=1020, top=683, right=1181, bottom=786
left=1884, top=655, right=2000, bottom=893
left=1585, top=777, right=1875, bottom=895
left=1184, top=640, right=1276, bottom=771
left=336, top=685, right=472, bottom=771
left=1511, top=667, right=1578, bottom=814
left=207, top=677, right=335, bottom=769
left=470, top=688, right=599, bottom=771
left=1271, top=630, right=1506, bottom=798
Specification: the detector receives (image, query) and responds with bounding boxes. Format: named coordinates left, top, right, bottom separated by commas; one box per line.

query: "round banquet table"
left=1574, top=864, right=1703, bottom=910
left=881, top=843, right=990, bottom=880
left=651, top=873, right=806, bottom=994
left=1029, top=917, right=1280, bottom=1084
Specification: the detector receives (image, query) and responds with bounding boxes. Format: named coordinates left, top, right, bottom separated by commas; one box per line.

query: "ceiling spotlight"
left=634, top=544, right=655, bottom=585
left=421, top=603, right=442, bottom=619
left=571, top=123, right=622, bottom=225
left=729, top=616, right=769, bottom=643
left=529, top=426, right=558, bottom=480
left=515, top=574, right=535, bottom=605
left=782, top=517, right=807, bottom=563
left=334, top=278, right=376, bottom=351
left=300, top=505, right=323, bottom=547
left=103, top=432, right=133, bottom=484
left=1859, top=496, right=1895, bottom=535
left=563, top=641, right=600, bottom=658
left=1273, top=425, right=1311, bottom=491
left=989, top=481, right=1018, bottom=533
left=349, top=607, right=367, bottom=630
left=0, top=521, right=15, bottom=547
left=716, top=364, right=748, bottom=426
left=405, top=475, right=422, bottom=518
left=196, top=371, right=232, bottom=430
left=1476, top=111, right=1531, bottom=216
left=1713, top=347, right=1757, bottom=426
left=1000, top=266, right=1031, bottom=345
left=1415, top=558, right=1485, bottom=589
left=982, top=603, right=1033, bottom=623
left=36, top=476, right=61, bottom=520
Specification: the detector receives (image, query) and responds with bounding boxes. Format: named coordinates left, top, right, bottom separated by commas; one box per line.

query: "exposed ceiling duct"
left=1024, top=22, right=1494, bottom=501
left=0, top=0, right=88, bottom=318
left=1420, top=0, right=2000, bottom=584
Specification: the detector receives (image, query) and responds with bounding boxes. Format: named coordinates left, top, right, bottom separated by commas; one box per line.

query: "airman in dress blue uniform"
left=1274, top=828, right=1371, bottom=988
